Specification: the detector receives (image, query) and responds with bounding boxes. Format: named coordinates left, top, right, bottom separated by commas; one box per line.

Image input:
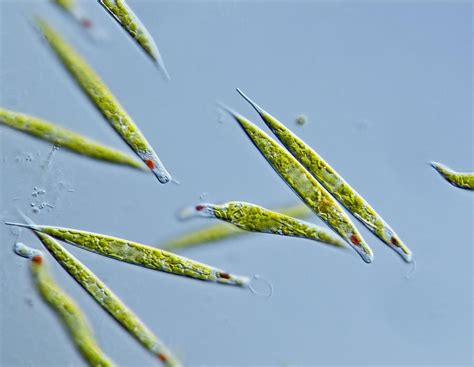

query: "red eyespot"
left=144, top=159, right=156, bottom=169
left=350, top=234, right=361, bottom=245
left=157, top=353, right=167, bottom=362
left=218, top=272, right=231, bottom=279
left=32, top=255, right=42, bottom=265
left=81, top=19, right=92, bottom=29
left=195, top=205, right=205, bottom=211
left=391, top=237, right=399, bottom=246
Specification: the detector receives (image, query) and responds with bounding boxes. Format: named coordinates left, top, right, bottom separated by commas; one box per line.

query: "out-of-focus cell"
left=14, top=242, right=115, bottom=367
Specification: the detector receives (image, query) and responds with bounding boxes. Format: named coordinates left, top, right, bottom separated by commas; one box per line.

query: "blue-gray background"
left=1, top=1, right=472, bottom=366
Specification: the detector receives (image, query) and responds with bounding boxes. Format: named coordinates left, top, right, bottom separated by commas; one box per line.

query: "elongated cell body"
left=14, top=243, right=114, bottom=367
left=16, top=235, right=181, bottom=367
left=220, top=105, right=373, bottom=263
left=431, top=162, right=474, bottom=190
left=5, top=221, right=249, bottom=287
left=98, top=0, right=169, bottom=79
left=188, top=201, right=347, bottom=249
left=236, top=89, right=412, bottom=262
left=163, top=203, right=311, bottom=251
left=0, top=108, right=145, bottom=170
left=36, top=18, right=172, bottom=183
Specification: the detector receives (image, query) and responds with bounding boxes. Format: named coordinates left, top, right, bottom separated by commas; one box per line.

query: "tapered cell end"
left=236, top=88, right=266, bottom=115
left=216, top=102, right=252, bottom=129
left=362, top=252, right=374, bottom=264
left=142, top=157, right=172, bottom=184
left=4, top=222, right=39, bottom=231
left=155, top=59, right=171, bottom=81
left=403, top=252, right=413, bottom=263
left=429, top=161, right=453, bottom=177
left=394, top=247, right=413, bottom=263
left=353, top=245, right=374, bottom=264
left=429, top=161, right=441, bottom=170
left=430, top=161, right=451, bottom=172
left=394, top=244, right=413, bottom=263
left=151, top=169, right=171, bottom=184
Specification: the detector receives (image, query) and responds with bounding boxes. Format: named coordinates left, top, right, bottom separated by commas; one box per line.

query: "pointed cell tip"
left=148, top=50, right=170, bottom=80
left=429, top=161, right=440, bottom=169
left=4, top=221, right=36, bottom=230
left=154, top=59, right=170, bottom=81
left=161, top=66, right=171, bottom=81
left=235, top=88, right=265, bottom=115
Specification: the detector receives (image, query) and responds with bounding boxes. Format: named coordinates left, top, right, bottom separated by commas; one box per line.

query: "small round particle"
left=295, top=115, right=307, bottom=126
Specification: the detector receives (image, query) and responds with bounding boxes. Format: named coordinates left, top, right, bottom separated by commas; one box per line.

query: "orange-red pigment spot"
left=195, top=205, right=205, bottom=211
left=145, top=159, right=156, bottom=169
left=32, top=255, right=42, bottom=265
left=218, top=272, right=231, bottom=279
left=81, top=19, right=92, bottom=29
left=157, top=353, right=167, bottom=362
left=391, top=237, right=400, bottom=246
left=350, top=234, right=361, bottom=245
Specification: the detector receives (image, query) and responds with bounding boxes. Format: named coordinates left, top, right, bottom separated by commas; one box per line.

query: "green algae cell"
left=98, top=0, right=169, bottom=78
left=189, top=201, right=347, bottom=249
left=431, top=162, right=474, bottom=190
left=0, top=108, right=145, bottom=170
left=220, top=104, right=373, bottom=263
left=36, top=17, right=172, bottom=183
left=14, top=243, right=115, bottom=367
left=236, top=89, right=413, bottom=263
left=163, top=203, right=312, bottom=251
left=6, top=221, right=250, bottom=287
